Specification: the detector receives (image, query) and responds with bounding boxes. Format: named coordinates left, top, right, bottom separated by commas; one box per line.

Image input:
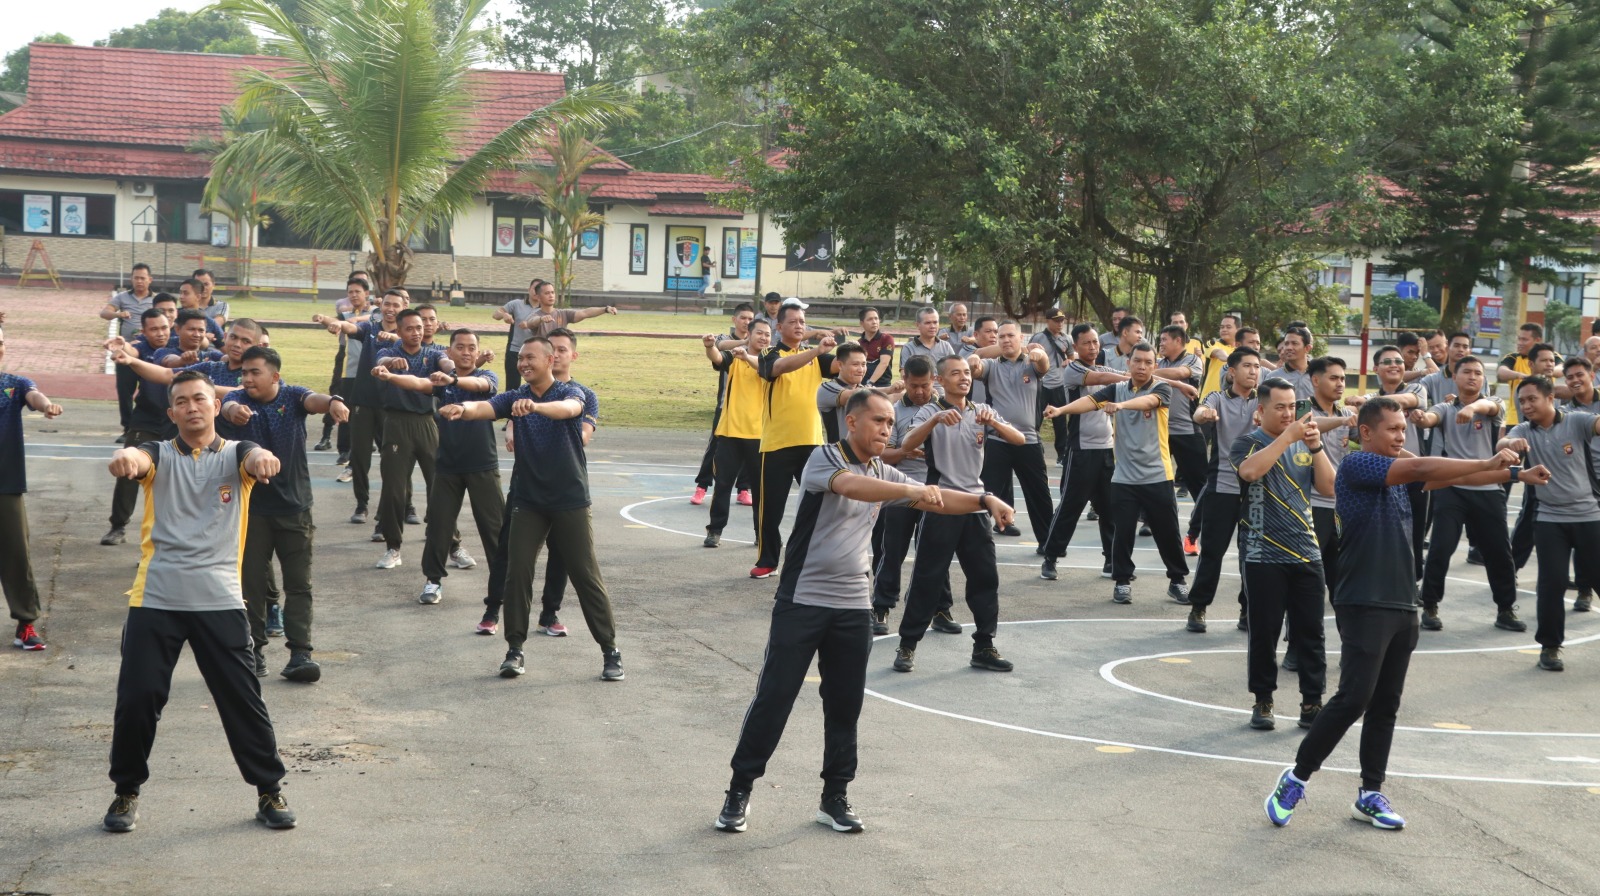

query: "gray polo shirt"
left=900, top=336, right=955, bottom=375
left=1376, top=382, right=1428, bottom=458
left=1091, top=379, right=1174, bottom=485
left=1103, top=343, right=1136, bottom=373
left=1061, top=361, right=1115, bottom=451
left=109, top=289, right=155, bottom=339
left=978, top=355, right=1041, bottom=444
left=1157, top=352, right=1203, bottom=435
left=1427, top=397, right=1504, bottom=491
left=1307, top=400, right=1356, bottom=510
left=938, top=326, right=971, bottom=354
left=887, top=396, right=933, bottom=482
left=1277, top=366, right=1314, bottom=399
left=1418, top=369, right=1453, bottom=407
left=1566, top=389, right=1600, bottom=482
left=816, top=379, right=852, bottom=442
left=127, top=436, right=260, bottom=612
left=1507, top=410, right=1600, bottom=522
left=1029, top=330, right=1073, bottom=389
left=1199, top=388, right=1258, bottom=494
left=775, top=442, right=914, bottom=610
left=913, top=397, right=1002, bottom=497
left=501, top=298, right=542, bottom=351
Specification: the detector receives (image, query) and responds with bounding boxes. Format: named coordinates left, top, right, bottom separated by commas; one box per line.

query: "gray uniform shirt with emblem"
left=1199, top=388, right=1258, bottom=495
left=887, top=396, right=934, bottom=482
left=128, top=437, right=260, bottom=612
left=775, top=443, right=914, bottom=610
left=1061, top=361, right=1115, bottom=451
left=913, top=398, right=1004, bottom=497
left=900, top=337, right=955, bottom=375
left=1507, top=410, right=1600, bottom=523
left=978, top=355, right=1041, bottom=444
left=1427, top=397, right=1504, bottom=491
left=1157, top=352, right=1203, bottom=435
left=1308, top=401, right=1356, bottom=510
left=1277, top=366, right=1314, bottom=400
left=1091, top=379, right=1174, bottom=485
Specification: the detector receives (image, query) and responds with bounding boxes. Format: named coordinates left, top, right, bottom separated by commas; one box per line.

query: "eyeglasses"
left=1376, top=358, right=1405, bottom=366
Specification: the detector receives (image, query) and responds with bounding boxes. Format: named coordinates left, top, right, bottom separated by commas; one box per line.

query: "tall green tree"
left=98, top=8, right=260, bottom=54
left=497, top=0, right=679, bottom=88
left=519, top=123, right=611, bottom=304
left=0, top=34, right=72, bottom=106
left=1380, top=1, right=1600, bottom=328
left=205, top=0, right=622, bottom=290
left=192, top=108, right=276, bottom=293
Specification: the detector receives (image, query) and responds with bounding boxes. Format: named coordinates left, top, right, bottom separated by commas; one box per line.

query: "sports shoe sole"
left=715, top=817, right=747, bottom=832
left=499, top=663, right=525, bottom=678
left=1350, top=804, right=1404, bottom=830
left=476, top=622, right=498, bottom=635
left=256, top=810, right=298, bottom=830
left=281, top=662, right=322, bottom=683
left=815, top=811, right=864, bottom=833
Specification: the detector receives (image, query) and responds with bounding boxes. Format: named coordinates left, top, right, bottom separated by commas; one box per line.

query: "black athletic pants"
left=871, top=506, right=953, bottom=612
left=1511, top=485, right=1538, bottom=569
left=1186, top=489, right=1245, bottom=612
left=1169, top=431, right=1207, bottom=510
left=695, top=407, right=751, bottom=490
left=422, top=469, right=504, bottom=585
left=756, top=445, right=816, bottom=569
left=1534, top=520, right=1600, bottom=649
left=1244, top=562, right=1327, bottom=702
left=320, top=349, right=344, bottom=442
left=1407, top=483, right=1428, bottom=582
left=898, top=513, right=999, bottom=647
left=110, top=607, right=286, bottom=795
left=1110, top=481, right=1189, bottom=585
left=0, top=494, right=41, bottom=624
left=728, top=600, right=871, bottom=795
left=346, top=403, right=385, bottom=512
left=377, top=411, right=437, bottom=550
left=242, top=511, right=315, bottom=653
left=1293, top=605, right=1419, bottom=792
left=502, top=504, right=617, bottom=652
left=981, top=440, right=1054, bottom=542
left=1421, top=487, right=1516, bottom=611
left=1039, top=384, right=1068, bottom=460
left=115, top=363, right=137, bottom=430
left=1312, top=506, right=1340, bottom=601
left=708, top=436, right=760, bottom=536
left=1040, top=447, right=1114, bottom=560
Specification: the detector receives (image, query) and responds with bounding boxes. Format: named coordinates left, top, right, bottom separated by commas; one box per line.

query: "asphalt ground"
left=3, top=400, right=1598, bottom=896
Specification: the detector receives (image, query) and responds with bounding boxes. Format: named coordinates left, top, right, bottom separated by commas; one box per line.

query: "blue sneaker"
left=1264, top=768, right=1305, bottom=826
left=1351, top=790, right=1405, bottom=829
left=265, top=604, right=285, bottom=638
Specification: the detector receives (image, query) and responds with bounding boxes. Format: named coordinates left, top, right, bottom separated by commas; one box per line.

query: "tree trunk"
left=370, top=243, right=413, bottom=292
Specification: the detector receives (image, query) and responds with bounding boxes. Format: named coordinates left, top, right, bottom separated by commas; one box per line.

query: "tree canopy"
left=97, top=7, right=260, bottom=55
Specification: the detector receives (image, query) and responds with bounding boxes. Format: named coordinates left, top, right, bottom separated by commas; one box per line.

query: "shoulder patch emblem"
left=219, top=485, right=233, bottom=504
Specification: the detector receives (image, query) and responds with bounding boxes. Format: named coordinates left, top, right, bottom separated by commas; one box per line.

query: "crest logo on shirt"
left=1022, top=375, right=1031, bottom=385
left=1293, top=452, right=1314, bottom=467
left=1565, top=443, right=1575, bottom=455
left=1143, top=410, right=1152, bottom=420
left=1473, top=420, right=1483, bottom=430
left=219, top=485, right=233, bottom=505
left=1, top=387, right=11, bottom=400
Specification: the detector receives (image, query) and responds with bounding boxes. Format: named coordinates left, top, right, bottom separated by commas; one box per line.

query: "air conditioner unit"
left=131, top=182, right=154, bottom=197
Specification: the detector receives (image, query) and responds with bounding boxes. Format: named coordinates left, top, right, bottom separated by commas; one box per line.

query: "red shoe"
left=537, top=620, right=568, bottom=637
left=737, top=489, right=753, bottom=507
left=750, top=566, right=775, bottom=579
left=690, top=487, right=707, bottom=506
left=13, top=622, right=45, bottom=651
left=1183, top=535, right=1199, bottom=556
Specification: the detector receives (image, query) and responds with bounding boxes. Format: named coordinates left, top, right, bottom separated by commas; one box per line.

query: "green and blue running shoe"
left=1351, top=790, right=1405, bottom=829
left=1265, top=768, right=1305, bottom=826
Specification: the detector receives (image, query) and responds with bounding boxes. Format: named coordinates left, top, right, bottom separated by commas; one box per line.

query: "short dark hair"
left=1117, top=315, right=1143, bottom=335
left=241, top=346, right=282, bottom=370
left=1159, top=324, right=1186, bottom=343
left=529, top=278, right=546, bottom=289
left=1307, top=356, right=1347, bottom=378
left=974, top=315, right=997, bottom=331
left=1259, top=376, right=1296, bottom=402
left=936, top=354, right=968, bottom=374
left=1396, top=331, right=1421, bottom=349
left=382, top=288, right=409, bottom=301
left=1564, top=356, right=1593, bottom=373
left=1226, top=346, right=1260, bottom=367
left=857, top=306, right=879, bottom=322
left=749, top=319, right=772, bottom=333
left=1282, top=326, right=1312, bottom=348
left=520, top=335, right=553, bottom=354
left=547, top=326, right=578, bottom=347
left=1448, top=331, right=1472, bottom=345
left=1238, top=326, right=1260, bottom=341
left=1521, top=322, right=1543, bottom=338
left=844, top=387, right=888, bottom=418
left=151, top=292, right=177, bottom=307
left=904, top=356, right=934, bottom=378
left=132, top=262, right=152, bottom=274
left=1070, top=322, right=1098, bottom=342
left=396, top=308, right=422, bottom=326
left=1110, top=306, right=1130, bottom=316
left=415, top=303, right=437, bottom=316
left=346, top=276, right=369, bottom=290
left=179, top=277, right=204, bottom=294
left=1220, top=313, right=1241, bottom=327
left=1455, top=354, right=1485, bottom=371
left=1129, top=341, right=1156, bottom=357
left=229, top=318, right=263, bottom=338
left=1357, top=395, right=1402, bottom=430
left=176, top=308, right=208, bottom=327
left=192, top=268, right=215, bottom=280
left=450, top=327, right=478, bottom=345
left=778, top=304, right=804, bottom=324
left=140, top=308, right=167, bottom=324
left=835, top=341, right=865, bottom=364
left=732, top=302, right=754, bottom=314
left=1373, top=345, right=1404, bottom=364
left=1518, top=374, right=1554, bottom=398
left=171, top=369, right=214, bottom=392
left=1529, top=342, right=1557, bottom=363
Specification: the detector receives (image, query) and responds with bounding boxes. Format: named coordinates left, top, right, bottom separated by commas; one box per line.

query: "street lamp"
left=348, top=251, right=358, bottom=273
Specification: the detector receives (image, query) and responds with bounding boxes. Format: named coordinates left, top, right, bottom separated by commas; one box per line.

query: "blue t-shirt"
left=489, top=381, right=590, bottom=512
left=131, top=342, right=177, bottom=435
left=376, top=343, right=448, bottom=415
left=0, top=374, right=40, bottom=494
left=436, top=371, right=499, bottom=476
left=1334, top=451, right=1417, bottom=610
left=222, top=384, right=313, bottom=516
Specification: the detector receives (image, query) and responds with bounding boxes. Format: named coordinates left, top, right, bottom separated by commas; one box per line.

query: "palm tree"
left=192, top=107, right=273, bottom=295
left=204, top=0, right=622, bottom=290
left=519, top=122, right=611, bottom=305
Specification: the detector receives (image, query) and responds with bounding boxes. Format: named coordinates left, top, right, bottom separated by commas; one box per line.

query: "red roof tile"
left=648, top=201, right=743, bottom=218
left=0, top=139, right=209, bottom=179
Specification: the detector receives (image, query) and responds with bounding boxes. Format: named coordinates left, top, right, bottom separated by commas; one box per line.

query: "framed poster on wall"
left=665, top=226, right=706, bottom=291
left=59, top=196, right=87, bottom=235
left=494, top=217, right=517, bottom=254
left=722, top=228, right=740, bottom=278
left=519, top=221, right=543, bottom=256
left=738, top=228, right=758, bottom=280
left=23, top=194, right=52, bottom=233
left=629, top=224, right=648, bottom=274
left=577, top=226, right=603, bottom=260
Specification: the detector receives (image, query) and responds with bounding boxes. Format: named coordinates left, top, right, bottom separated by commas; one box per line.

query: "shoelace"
left=111, top=795, right=137, bottom=814
left=260, top=793, right=288, bottom=811
left=1277, top=779, right=1305, bottom=806
left=1361, top=792, right=1392, bottom=814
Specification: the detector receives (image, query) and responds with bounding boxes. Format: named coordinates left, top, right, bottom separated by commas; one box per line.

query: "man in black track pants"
left=971, top=321, right=1054, bottom=540
left=1039, top=323, right=1125, bottom=581
left=870, top=357, right=954, bottom=634
left=1182, top=346, right=1261, bottom=632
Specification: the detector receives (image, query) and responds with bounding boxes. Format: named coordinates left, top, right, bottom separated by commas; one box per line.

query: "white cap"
left=780, top=297, right=809, bottom=310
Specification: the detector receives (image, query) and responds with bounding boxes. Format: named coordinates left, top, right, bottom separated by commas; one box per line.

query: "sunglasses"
left=1376, top=358, right=1405, bottom=366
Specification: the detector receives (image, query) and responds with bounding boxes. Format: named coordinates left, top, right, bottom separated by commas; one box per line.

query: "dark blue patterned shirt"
left=177, top=359, right=245, bottom=438
left=488, top=380, right=589, bottom=511
left=1334, top=451, right=1416, bottom=610
left=436, top=370, right=499, bottom=475
left=0, top=373, right=40, bottom=494
left=222, top=384, right=313, bottom=515
left=376, top=343, right=447, bottom=415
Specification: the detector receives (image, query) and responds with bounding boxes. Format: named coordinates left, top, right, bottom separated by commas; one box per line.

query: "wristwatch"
left=1308, top=444, right=1324, bottom=454
left=1508, top=464, right=1521, bottom=483
left=328, top=395, right=345, bottom=404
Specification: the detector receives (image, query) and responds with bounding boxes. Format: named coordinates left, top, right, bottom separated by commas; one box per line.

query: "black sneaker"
left=1086, top=509, right=1098, bottom=521
left=930, top=610, right=962, bottom=634
left=1186, top=609, right=1206, bottom=633
left=1282, top=649, right=1300, bottom=673
left=104, top=793, right=139, bottom=832
left=703, top=531, right=721, bottom=548
left=405, top=506, right=422, bottom=526
left=995, top=524, right=1022, bottom=537
left=715, top=789, right=750, bottom=832
left=349, top=509, right=366, bottom=525
left=1421, top=604, right=1443, bottom=631
left=1539, top=647, right=1565, bottom=671
left=1040, top=556, right=1058, bottom=580
left=100, top=526, right=126, bottom=546
left=253, top=647, right=267, bottom=678
left=871, top=608, right=889, bottom=636
left=1100, top=560, right=1113, bottom=579
left=602, top=649, right=625, bottom=681
left=1250, top=701, right=1276, bottom=730
left=1575, top=591, right=1592, bottom=613
left=281, top=650, right=322, bottom=683
left=499, top=649, right=525, bottom=678
left=1238, top=608, right=1249, bottom=631
left=1166, top=582, right=1190, bottom=604
left=892, top=646, right=915, bottom=672
left=816, top=793, right=864, bottom=833
left=971, top=646, right=1014, bottom=672
left=256, top=791, right=297, bottom=829
left=1138, top=524, right=1153, bottom=537
left=1112, top=583, right=1132, bottom=604
left=1495, top=608, right=1528, bottom=632
left=312, top=438, right=332, bottom=452
left=1298, top=702, right=1321, bottom=729
left=1466, top=548, right=1485, bottom=566
left=336, top=451, right=351, bottom=466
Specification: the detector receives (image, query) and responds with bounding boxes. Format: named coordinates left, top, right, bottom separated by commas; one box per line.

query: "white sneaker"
left=375, top=549, right=403, bottom=569
left=419, top=581, right=442, bottom=604
left=448, top=547, right=476, bottom=569
left=336, top=468, right=353, bottom=483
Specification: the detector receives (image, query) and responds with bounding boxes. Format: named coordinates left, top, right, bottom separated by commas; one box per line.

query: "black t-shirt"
left=131, top=344, right=177, bottom=436
left=222, top=384, right=314, bottom=516
left=435, top=372, right=499, bottom=475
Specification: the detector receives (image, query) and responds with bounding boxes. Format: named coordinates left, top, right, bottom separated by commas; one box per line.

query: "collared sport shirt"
left=127, top=436, right=260, bottom=611
left=912, top=397, right=1003, bottom=497
left=1507, top=410, right=1600, bottom=523
left=1199, top=388, right=1258, bottom=495
left=0, top=374, right=40, bottom=494
left=978, top=356, right=1041, bottom=444
left=1090, top=379, right=1174, bottom=485
left=1157, top=353, right=1203, bottom=435
left=1230, top=427, right=1321, bottom=564
left=221, top=384, right=313, bottom=516
left=1427, top=397, right=1504, bottom=491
